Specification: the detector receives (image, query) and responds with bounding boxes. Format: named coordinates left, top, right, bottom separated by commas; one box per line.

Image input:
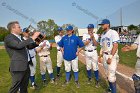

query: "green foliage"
left=37, top=19, right=79, bottom=39
left=97, top=27, right=104, bottom=35
left=128, top=24, right=138, bottom=31
left=37, top=19, right=58, bottom=40
left=0, top=27, right=10, bottom=41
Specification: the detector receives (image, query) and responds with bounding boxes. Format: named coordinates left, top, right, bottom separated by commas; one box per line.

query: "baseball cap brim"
left=98, top=19, right=110, bottom=25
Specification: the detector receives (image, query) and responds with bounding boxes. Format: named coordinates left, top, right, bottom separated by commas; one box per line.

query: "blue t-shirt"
left=58, top=34, right=84, bottom=61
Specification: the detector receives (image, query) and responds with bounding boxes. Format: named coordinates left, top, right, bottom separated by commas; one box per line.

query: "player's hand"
left=121, top=45, right=130, bottom=52
left=40, top=41, right=46, bottom=49
left=31, top=32, right=40, bottom=40
left=84, top=39, right=90, bottom=46
left=107, top=58, right=112, bottom=64
left=89, top=32, right=94, bottom=39
left=60, top=48, right=64, bottom=54
left=76, top=51, right=79, bottom=56
left=98, top=57, right=103, bottom=63
left=85, top=40, right=90, bottom=44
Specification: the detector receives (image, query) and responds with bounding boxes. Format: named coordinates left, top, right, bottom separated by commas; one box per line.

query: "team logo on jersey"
left=101, top=37, right=110, bottom=42
left=64, top=39, right=67, bottom=41
left=71, top=39, right=74, bottom=43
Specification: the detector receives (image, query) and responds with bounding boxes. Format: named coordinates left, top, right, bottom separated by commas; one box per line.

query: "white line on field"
left=79, top=52, right=133, bottom=81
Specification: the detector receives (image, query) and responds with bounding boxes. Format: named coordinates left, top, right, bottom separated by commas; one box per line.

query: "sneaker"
left=62, top=80, right=69, bottom=87
left=17, top=88, right=20, bottom=93
left=104, top=88, right=111, bottom=93
left=87, top=78, right=92, bottom=84
left=56, top=74, right=60, bottom=80
left=30, top=83, right=39, bottom=90
left=42, top=80, right=47, bottom=86
left=75, top=81, right=80, bottom=88
left=95, top=81, right=100, bottom=88
left=50, top=79, right=55, bottom=84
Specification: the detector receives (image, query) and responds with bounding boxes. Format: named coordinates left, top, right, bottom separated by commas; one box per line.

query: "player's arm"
left=84, top=40, right=90, bottom=46
left=76, top=47, right=84, bottom=56
left=111, top=42, right=118, bottom=56
left=82, top=34, right=90, bottom=46
left=107, top=31, right=120, bottom=64
left=36, top=46, right=44, bottom=53
left=128, top=44, right=137, bottom=50
left=106, top=42, right=118, bottom=64
left=109, top=31, right=120, bottom=58
left=77, top=37, right=85, bottom=56
left=90, top=34, right=98, bottom=46
left=98, top=48, right=103, bottom=63
left=122, top=34, right=139, bottom=52
left=122, top=44, right=137, bottom=52
left=99, top=48, right=103, bottom=58
left=36, top=42, right=46, bottom=53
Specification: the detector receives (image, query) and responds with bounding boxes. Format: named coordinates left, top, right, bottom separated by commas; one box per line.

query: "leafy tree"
left=37, top=19, right=58, bottom=40
left=97, top=27, right=104, bottom=35
left=128, top=24, right=138, bottom=31
left=128, top=24, right=139, bottom=35
left=0, top=27, right=10, bottom=41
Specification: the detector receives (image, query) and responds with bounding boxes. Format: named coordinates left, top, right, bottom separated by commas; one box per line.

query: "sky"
left=0, top=0, right=139, bottom=29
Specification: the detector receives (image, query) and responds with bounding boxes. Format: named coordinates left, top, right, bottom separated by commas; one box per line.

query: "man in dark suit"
left=4, top=21, right=40, bottom=93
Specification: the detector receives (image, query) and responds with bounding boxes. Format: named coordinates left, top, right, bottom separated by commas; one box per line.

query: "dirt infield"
left=0, top=46, right=4, bottom=49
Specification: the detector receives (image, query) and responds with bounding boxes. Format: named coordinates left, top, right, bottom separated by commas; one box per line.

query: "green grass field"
left=0, top=48, right=108, bottom=93
left=118, top=44, right=137, bottom=68
left=0, top=44, right=136, bottom=93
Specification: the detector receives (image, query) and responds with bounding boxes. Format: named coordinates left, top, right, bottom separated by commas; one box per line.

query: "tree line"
left=0, top=19, right=139, bottom=41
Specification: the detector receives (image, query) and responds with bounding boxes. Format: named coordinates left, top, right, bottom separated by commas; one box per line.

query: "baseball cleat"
left=30, top=83, right=39, bottom=90
left=75, top=81, right=80, bottom=88
left=62, top=80, right=69, bottom=87
left=95, top=81, right=100, bottom=88
left=87, top=78, right=92, bottom=84
left=42, top=80, right=47, bottom=86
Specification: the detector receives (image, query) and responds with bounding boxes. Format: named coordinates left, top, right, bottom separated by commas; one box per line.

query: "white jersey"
left=55, top=35, right=63, bottom=50
left=28, top=49, right=36, bottom=57
left=37, top=40, right=50, bottom=56
left=23, top=37, right=36, bottom=58
left=100, top=29, right=120, bottom=53
left=134, top=34, right=140, bottom=57
left=83, top=33, right=98, bottom=50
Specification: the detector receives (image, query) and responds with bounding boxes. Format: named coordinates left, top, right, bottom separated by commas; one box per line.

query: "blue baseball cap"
left=57, top=27, right=63, bottom=31
left=65, top=25, right=73, bottom=31
left=22, top=28, right=27, bottom=32
left=99, top=19, right=110, bottom=25
left=87, top=24, right=94, bottom=28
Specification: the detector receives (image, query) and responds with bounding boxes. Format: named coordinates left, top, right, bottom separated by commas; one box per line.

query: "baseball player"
left=122, top=34, right=140, bottom=93
left=82, top=24, right=99, bottom=87
left=36, top=39, right=55, bottom=86
left=98, top=19, right=120, bottom=93
left=58, top=25, right=84, bottom=88
left=54, top=27, right=64, bottom=78
left=22, top=28, right=38, bottom=89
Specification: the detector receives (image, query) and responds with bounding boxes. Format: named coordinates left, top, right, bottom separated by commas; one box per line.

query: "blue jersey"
left=58, top=34, right=84, bottom=61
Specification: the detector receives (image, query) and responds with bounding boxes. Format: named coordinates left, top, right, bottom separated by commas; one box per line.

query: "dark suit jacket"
left=4, top=33, right=37, bottom=71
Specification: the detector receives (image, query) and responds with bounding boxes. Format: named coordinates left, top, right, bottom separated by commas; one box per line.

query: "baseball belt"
left=85, top=49, right=96, bottom=52
left=40, top=55, right=48, bottom=57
